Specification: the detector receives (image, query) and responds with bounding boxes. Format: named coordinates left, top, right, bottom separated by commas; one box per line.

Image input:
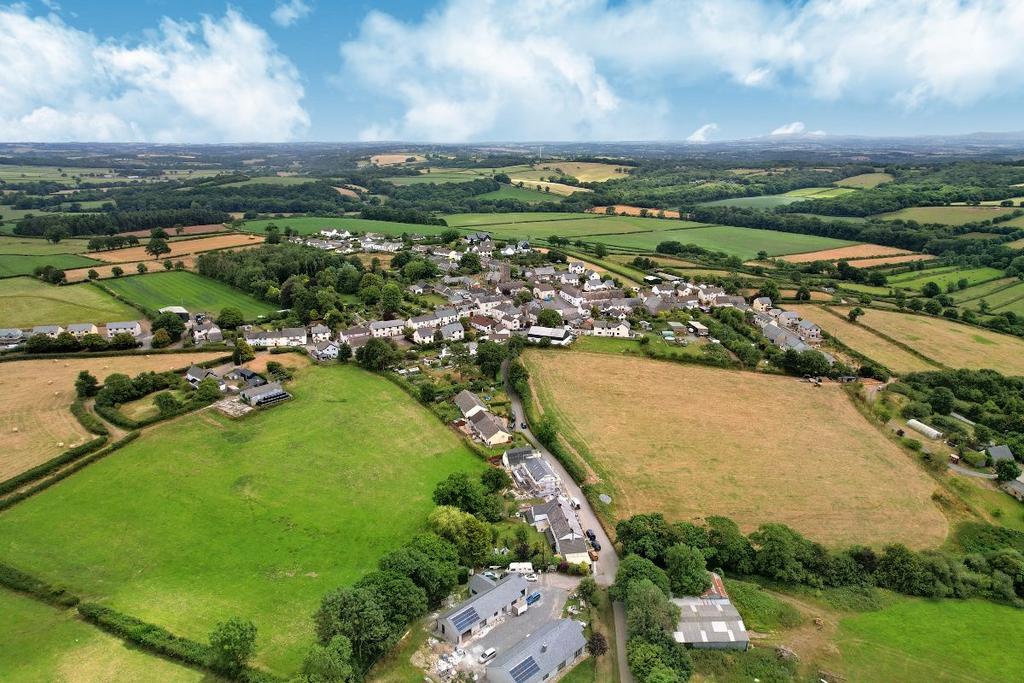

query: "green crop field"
left=0, top=364, right=487, bottom=675
left=0, top=253, right=101, bottom=279
left=584, top=225, right=857, bottom=259
left=984, top=281, right=1024, bottom=315
left=700, top=187, right=854, bottom=209
left=475, top=185, right=559, bottom=203
left=100, top=271, right=276, bottom=319
left=950, top=277, right=1020, bottom=303
left=887, top=266, right=1004, bottom=292
left=0, top=276, right=138, bottom=328
left=0, top=235, right=92, bottom=255
left=0, top=164, right=114, bottom=184
left=444, top=212, right=706, bottom=240
left=0, top=589, right=204, bottom=682
left=445, top=212, right=595, bottom=227
left=877, top=206, right=1020, bottom=226
left=835, top=172, right=894, bottom=188
left=243, top=215, right=451, bottom=237
left=384, top=170, right=487, bottom=185
left=831, top=598, right=1024, bottom=682
left=784, top=187, right=856, bottom=198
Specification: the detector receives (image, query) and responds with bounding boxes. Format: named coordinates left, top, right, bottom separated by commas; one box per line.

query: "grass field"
left=780, top=244, right=911, bottom=263
left=505, top=161, right=627, bottom=182
left=0, top=364, right=487, bottom=675
left=525, top=352, right=946, bottom=548
left=88, top=233, right=262, bottom=263
left=475, top=184, right=558, bottom=203
left=950, top=277, right=1020, bottom=303
left=0, top=276, right=138, bottom=328
left=877, top=206, right=1020, bottom=225
left=830, top=598, right=1024, bottom=682
left=220, top=176, right=318, bottom=187
left=444, top=212, right=596, bottom=227
left=589, top=205, right=682, bottom=219
left=0, top=236, right=92, bottom=254
left=445, top=212, right=709, bottom=241
left=0, top=164, right=113, bottom=184
left=63, top=257, right=199, bottom=282
left=243, top=216, right=451, bottom=236
left=99, top=271, right=276, bottom=319
left=835, top=307, right=1024, bottom=374
left=1007, top=237, right=1024, bottom=249
left=0, top=589, right=205, bottom=682
left=985, top=282, right=1024, bottom=316
left=586, top=225, right=857, bottom=259
left=0, top=352, right=224, bottom=481
left=887, top=266, right=1004, bottom=292
left=700, top=187, right=854, bottom=209
left=834, top=172, right=894, bottom=188
left=0, top=252, right=101, bottom=277
left=785, top=305, right=936, bottom=373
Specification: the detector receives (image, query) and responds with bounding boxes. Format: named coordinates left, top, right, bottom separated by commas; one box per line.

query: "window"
left=558, top=661, right=566, bottom=671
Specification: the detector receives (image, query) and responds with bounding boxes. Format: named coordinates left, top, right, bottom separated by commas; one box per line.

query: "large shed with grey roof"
left=436, top=574, right=528, bottom=644
left=486, top=619, right=586, bottom=683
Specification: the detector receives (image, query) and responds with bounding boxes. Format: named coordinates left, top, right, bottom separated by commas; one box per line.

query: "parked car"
left=483, top=571, right=499, bottom=580
left=526, top=591, right=542, bottom=605
left=591, top=541, right=601, bottom=551
left=525, top=573, right=538, bottom=582
left=570, top=497, right=581, bottom=510
left=480, top=647, right=498, bottom=663
left=585, top=529, right=596, bottom=541
left=520, top=421, right=527, bottom=429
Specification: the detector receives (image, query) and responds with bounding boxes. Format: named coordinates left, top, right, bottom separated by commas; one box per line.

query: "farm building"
left=671, top=573, right=749, bottom=651
left=687, top=321, right=709, bottom=337
left=486, top=619, right=587, bottom=683
left=436, top=573, right=528, bottom=645
left=239, top=382, right=291, bottom=408
left=527, top=326, right=573, bottom=346
left=987, top=445, right=1015, bottom=463
left=158, top=305, right=190, bottom=321
left=907, top=419, right=943, bottom=440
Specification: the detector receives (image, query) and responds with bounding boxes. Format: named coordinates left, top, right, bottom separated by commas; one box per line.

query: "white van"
left=480, top=647, right=498, bottom=662
left=508, top=562, right=534, bottom=574
left=570, top=497, right=582, bottom=510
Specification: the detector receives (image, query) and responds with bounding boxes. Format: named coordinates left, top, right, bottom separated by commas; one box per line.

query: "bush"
left=0, top=562, right=79, bottom=607
left=70, top=399, right=109, bottom=435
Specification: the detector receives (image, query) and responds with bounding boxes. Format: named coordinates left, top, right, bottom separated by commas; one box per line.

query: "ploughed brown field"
left=846, top=254, right=936, bottom=268
left=63, top=257, right=198, bottom=282
left=780, top=244, right=912, bottom=263
left=525, top=352, right=947, bottom=549
left=0, top=352, right=225, bottom=481
left=88, top=234, right=263, bottom=263
left=587, top=205, right=682, bottom=219
left=121, top=224, right=227, bottom=238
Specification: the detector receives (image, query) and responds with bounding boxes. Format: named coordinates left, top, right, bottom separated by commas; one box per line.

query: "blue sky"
left=3, top=0, right=1024, bottom=142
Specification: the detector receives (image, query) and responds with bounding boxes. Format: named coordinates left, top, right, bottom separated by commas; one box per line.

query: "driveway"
left=504, top=360, right=633, bottom=683
left=949, top=462, right=997, bottom=479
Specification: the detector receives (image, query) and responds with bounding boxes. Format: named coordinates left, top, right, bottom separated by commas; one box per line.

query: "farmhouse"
left=671, top=573, right=749, bottom=651
left=436, top=573, right=528, bottom=644
left=239, top=381, right=291, bottom=408
left=591, top=320, right=631, bottom=338
left=454, top=390, right=487, bottom=419
left=486, top=619, right=587, bottom=683
left=192, top=320, right=223, bottom=343
left=105, top=321, right=143, bottom=338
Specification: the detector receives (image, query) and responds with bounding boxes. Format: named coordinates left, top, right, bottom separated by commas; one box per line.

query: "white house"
left=454, top=390, right=487, bottom=419
left=592, top=320, right=631, bottom=337
left=105, top=321, right=142, bottom=338
left=369, top=319, right=406, bottom=338
left=312, top=340, right=340, bottom=360
left=31, top=325, right=63, bottom=338
left=244, top=327, right=307, bottom=348
left=67, top=323, right=98, bottom=338
left=309, top=324, right=331, bottom=343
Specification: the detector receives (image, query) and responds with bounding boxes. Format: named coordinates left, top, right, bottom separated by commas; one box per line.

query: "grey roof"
left=314, top=340, right=338, bottom=352
left=185, top=365, right=209, bottom=381
left=341, top=326, right=370, bottom=337
left=240, top=381, right=284, bottom=401
left=0, top=328, right=23, bottom=340
left=369, top=319, right=405, bottom=330
left=32, top=325, right=61, bottom=334
left=487, top=619, right=585, bottom=683
left=435, top=306, right=458, bottom=318
left=524, top=457, right=556, bottom=482
left=988, top=445, right=1015, bottom=462
left=106, top=320, right=140, bottom=329
left=505, top=447, right=539, bottom=466
left=440, top=573, right=528, bottom=632
left=281, top=327, right=306, bottom=337
left=454, top=390, right=486, bottom=417
left=525, top=498, right=560, bottom=525
left=310, top=324, right=330, bottom=334
left=672, top=596, right=749, bottom=647
left=67, top=323, right=97, bottom=332
left=440, top=322, right=464, bottom=340
left=471, top=410, right=509, bottom=441
left=557, top=536, right=590, bottom=557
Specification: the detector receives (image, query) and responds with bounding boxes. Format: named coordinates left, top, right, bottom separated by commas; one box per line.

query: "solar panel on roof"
left=509, top=656, right=540, bottom=683
left=451, top=607, right=479, bottom=632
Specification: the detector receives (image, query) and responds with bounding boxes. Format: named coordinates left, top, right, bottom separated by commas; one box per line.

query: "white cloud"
left=271, top=0, right=312, bottom=28
left=340, top=0, right=1024, bottom=141
left=686, top=123, right=718, bottom=142
left=0, top=6, right=308, bottom=142
left=770, top=121, right=805, bottom=136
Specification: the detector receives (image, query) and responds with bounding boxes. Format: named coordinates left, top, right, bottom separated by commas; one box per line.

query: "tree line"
left=15, top=208, right=229, bottom=237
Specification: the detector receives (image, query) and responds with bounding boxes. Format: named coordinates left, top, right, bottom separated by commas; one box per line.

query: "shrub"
left=0, top=562, right=79, bottom=607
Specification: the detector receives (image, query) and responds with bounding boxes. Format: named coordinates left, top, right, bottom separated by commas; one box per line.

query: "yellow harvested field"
left=526, top=353, right=947, bottom=549
left=508, top=178, right=592, bottom=196
left=846, top=254, right=937, bottom=268
left=370, top=153, right=423, bottom=165
left=779, top=289, right=832, bottom=301
left=837, top=307, right=1024, bottom=374
left=588, top=205, right=681, bottom=218
left=785, top=305, right=935, bottom=373
left=64, top=257, right=198, bottom=282
left=121, top=223, right=226, bottom=238
left=0, top=352, right=225, bottom=481
left=1008, top=238, right=1024, bottom=249
left=333, top=186, right=360, bottom=199
left=533, top=162, right=628, bottom=182
left=781, top=244, right=911, bottom=263
left=89, top=234, right=263, bottom=263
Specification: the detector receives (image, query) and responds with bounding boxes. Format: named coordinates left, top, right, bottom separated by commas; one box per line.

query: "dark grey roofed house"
left=436, top=573, right=528, bottom=644
left=503, top=446, right=539, bottom=467
left=486, top=619, right=586, bottom=683
left=988, top=445, right=1015, bottom=462
left=523, top=457, right=556, bottom=484
left=470, top=409, right=511, bottom=444
left=454, top=389, right=487, bottom=418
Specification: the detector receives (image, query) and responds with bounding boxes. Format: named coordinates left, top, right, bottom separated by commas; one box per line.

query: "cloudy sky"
left=3, top=0, right=1024, bottom=143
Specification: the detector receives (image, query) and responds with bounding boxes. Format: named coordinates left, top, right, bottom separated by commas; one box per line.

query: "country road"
left=503, top=360, right=634, bottom=683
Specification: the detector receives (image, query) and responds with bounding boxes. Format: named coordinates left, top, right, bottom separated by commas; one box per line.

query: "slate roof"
left=471, top=410, right=509, bottom=441
left=454, top=390, right=486, bottom=417
left=988, top=445, right=1015, bottom=462
left=487, top=619, right=585, bottom=683
left=439, top=573, right=528, bottom=633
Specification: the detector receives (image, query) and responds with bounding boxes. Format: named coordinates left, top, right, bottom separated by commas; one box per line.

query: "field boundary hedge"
left=70, top=398, right=110, bottom=436
left=0, top=347, right=231, bottom=363
left=816, top=306, right=947, bottom=370
left=77, top=603, right=283, bottom=682
left=0, top=435, right=108, bottom=498
left=0, top=562, right=80, bottom=607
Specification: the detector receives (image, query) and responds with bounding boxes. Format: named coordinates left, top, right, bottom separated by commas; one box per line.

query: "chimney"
left=541, top=643, right=548, bottom=653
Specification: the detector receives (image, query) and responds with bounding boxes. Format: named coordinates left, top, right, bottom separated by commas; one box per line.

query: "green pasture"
left=700, top=187, right=853, bottom=209
left=0, top=165, right=113, bottom=184
left=583, top=225, right=857, bottom=259
left=444, top=212, right=595, bottom=227
left=220, top=176, right=319, bottom=187
left=243, top=215, right=451, bottom=237
left=0, top=235, right=92, bottom=255
left=0, top=589, right=205, bottom=682
left=0, top=276, right=138, bottom=328
left=99, top=271, right=276, bottom=319
left=475, top=184, right=559, bottom=203
left=888, top=266, right=1004, bottom=292
left=0, top=252, right=100, bottom=281
left=984, top=282, right=1024, bottom=315
left=834, top=172, right=894, bottom=188
left=877, top=206, right=1020, bottom=226
left=0, top=364, right=487, bottom=675
left=950, top=278, right=1021, bottom=303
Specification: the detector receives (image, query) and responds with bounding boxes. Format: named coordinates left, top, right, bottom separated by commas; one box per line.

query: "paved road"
left=949, top=462, right=997, bottom=479
left=504, top=361, right=633, bottom=683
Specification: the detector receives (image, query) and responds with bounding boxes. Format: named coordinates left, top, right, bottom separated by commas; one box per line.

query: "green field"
left=832, top=598, right=1024, bottom=682
left=984, top=281, right=1024, bottom=315
left=877, top=206, right=1021, bottom=226
left=0, top=589, right=205, bottom=682
left=445, top=212, right=595, bottom=227
left=0, top=364, right=487, bottom=675
left=0, top=236, right=92, bottom=255
left=701, top=187, right=854, bottom=209
left=887, top=266, right=1004, bottom=292
left=949, top=277, right=1020, bottom=303
left=221, top=176, right=320, bottom=187
left=444, top=212, right=707, bottom=241
left=835, top=172, right=894, bottom=188
left=384, top=170, right=487, bottom=185
left=0, top=276, right=139, bottom=328
left=0, top=164, right=114, bottom=184
left=100, top=271, right=276, bottom=320
left=243, top=216, right=451, bottom=237
left=475, top=184, right=559, bottom=203
left=0, top=252, right=101, bottom=277
left=584, top=225, right=857, bottom=259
